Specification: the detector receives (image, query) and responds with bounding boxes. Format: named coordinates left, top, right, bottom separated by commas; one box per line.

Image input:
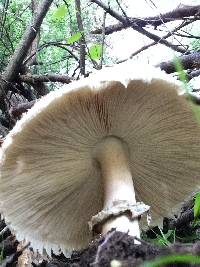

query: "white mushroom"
left=0, top=62, right=200, bottom=255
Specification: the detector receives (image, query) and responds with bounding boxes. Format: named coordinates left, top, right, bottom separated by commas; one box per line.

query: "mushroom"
left=0, top=62, right=200, bottom=255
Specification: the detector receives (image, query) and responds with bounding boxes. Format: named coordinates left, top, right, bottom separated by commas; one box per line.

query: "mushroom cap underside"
left=0, top=71, right=200, bottom=253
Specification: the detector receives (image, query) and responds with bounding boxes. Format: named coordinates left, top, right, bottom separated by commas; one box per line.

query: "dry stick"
left=75, top=0, right=86, bottom=76
left=19, top=73, right=73, bottom=84
left=91, top=0, right=186, bottom=53
left=17, top=241, right=32, bottom=267
left=173, top=32, right=200, bottom=39
left=188, top=69, right=200, bottom=80
left=0, top=225, right=9, bottom=235
left=24, top=42, right=79, bottom=65
left=0, top=19, right=15, bottom=53
left=91, top=4, right=200, bottom=35
left=25, top=0, right=49, bottom=99
left=145, top=0, right=188, bottom=51
left=118, top=20, right=194, bottom=64
left=0, top=0, right=9, bottom=40
left=157, top=51, right=200, bottom=73
left=91, top=231, right=116, bottom=266
left=0, top=0, right=54, bottom=108
left=9, top=100, right=36, bottom=119
left=0, top=242, right=30, bottom=267
left=99, top=12, right=107, bottom=69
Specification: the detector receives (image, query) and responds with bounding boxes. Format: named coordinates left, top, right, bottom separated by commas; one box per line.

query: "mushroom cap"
left=0, top=63, right=200, bottom=254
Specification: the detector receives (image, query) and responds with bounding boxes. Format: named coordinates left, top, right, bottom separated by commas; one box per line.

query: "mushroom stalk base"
left=94, top=136, right=140, bottom=240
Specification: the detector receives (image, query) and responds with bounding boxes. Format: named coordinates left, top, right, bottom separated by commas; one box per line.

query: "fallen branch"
left=92, top=4, right=200, bottom=35
left=19, top=73, right=74, bottom=84
left=156, top=52, right=200, bottom=73
left=118, top=20, right=194, bottom=63
left=188, top=69, right=200, bottom=80
left=91, top=0, right=186, bottom=53
left=10, top=100, right=36, bottom=118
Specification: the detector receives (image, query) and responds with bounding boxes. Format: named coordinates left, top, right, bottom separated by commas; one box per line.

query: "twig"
left=157, top=51, right=200, bottom=73
left=188, top=69, right=200, bottom=80
left=145, top=0, right=188, bottom=51
left=99, top=12, right=107, bottom=69
left=19, top=73, right=74, bottom=84
left=75, top=0, right=86, bottom=76
left=0, top=226, right=9, bottom=236
left=91, top=230, right=116, bottom=266
left=133, top=236, right=152, bottom=246
left=91, top=4, right=200, bottom=35
left=118, top=20, right=193, bottom=63
left=91, top=0, right=186, bottom=53
left=24, top=42, right=79, bottom=65
left=0, top=242, right=30, bottom=267
left=9, top=100, right=36, bottom=119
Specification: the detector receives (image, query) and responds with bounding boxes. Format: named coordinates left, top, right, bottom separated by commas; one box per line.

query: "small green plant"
left=193, top=192, right=200, bottom=227
left=141, top=254, right=200, bottom=267
left=155, top=229, right=175, bottom=247
left=173, top=56, right=189, bottom=94
left=144, top=228, right=175, bottom=247
left=173, top=56, right=200, bottom=124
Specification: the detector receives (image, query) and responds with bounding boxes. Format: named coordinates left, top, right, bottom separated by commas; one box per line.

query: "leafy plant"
left=144, top=228, right=175, bottom=247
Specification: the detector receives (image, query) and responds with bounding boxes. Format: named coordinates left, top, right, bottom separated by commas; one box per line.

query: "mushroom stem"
left=94, top=136, right=140, bottom=239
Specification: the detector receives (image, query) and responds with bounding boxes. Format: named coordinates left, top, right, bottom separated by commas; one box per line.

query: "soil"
left=1, top=199, right=200, bottom=267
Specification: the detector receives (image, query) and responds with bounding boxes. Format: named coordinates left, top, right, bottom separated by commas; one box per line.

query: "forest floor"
left=1, top=199, right=200, bottom=267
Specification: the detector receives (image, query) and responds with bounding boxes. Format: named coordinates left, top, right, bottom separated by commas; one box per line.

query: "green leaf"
left=67, top=32, right=82, bottom=44
left=142, top=254, right=200, bottom=267
left=88, top=44, right=102, bottom=60
left=173, top=56, right=189, bottom=94
left=150, top=228, right=175, bottom=247
left=194, top=192, right=200, bottom=219
left=53, top=5, right=67, bottom=20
